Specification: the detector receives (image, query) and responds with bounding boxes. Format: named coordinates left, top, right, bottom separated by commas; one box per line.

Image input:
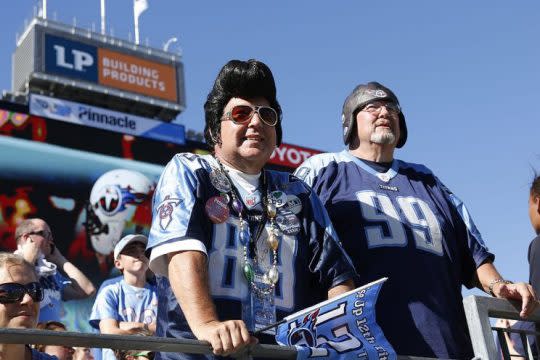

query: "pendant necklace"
left=212, top=158, right=281, bottom=296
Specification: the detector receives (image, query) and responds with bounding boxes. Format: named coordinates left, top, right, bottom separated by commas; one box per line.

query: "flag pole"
left=42, top=0, right=47, bottom=19
left=100, top=0, right=106, bottom=34
left=134, top=9, right=140, bottom=44
left=252, top=319, right=286, bottom=336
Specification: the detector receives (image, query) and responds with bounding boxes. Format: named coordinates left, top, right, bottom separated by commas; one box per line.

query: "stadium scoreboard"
left=12, top=17, right=185, bottom=121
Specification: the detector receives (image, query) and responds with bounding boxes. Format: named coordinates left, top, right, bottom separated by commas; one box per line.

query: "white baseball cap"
left=114, top=234, right=148, bottom=259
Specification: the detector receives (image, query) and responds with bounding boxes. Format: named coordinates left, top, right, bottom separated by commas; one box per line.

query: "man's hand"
left=20, top=239, right=41, bottom=264
left=492, top=281, right=538, bottom=318
left=46, top=244, right=96, bottom=299
left=193, top=320, right=255, bottom=356
left=45, top=243, right=67, bottom=266
left=167, top=251, right=257, bottom=356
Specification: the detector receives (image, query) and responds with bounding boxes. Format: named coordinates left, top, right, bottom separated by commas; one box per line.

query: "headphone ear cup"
left=342, top=112, right=355, bottom=145
left=396, top=113, right=407, bottom=148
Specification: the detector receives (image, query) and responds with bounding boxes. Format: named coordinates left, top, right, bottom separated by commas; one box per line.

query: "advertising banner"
left=98, top=48, right=177, bottom=102
left=45, top=34, right=98, bottom=82
left=269, top=143, right=321, bottom=169
left=43, top=33, right=178, bottom=102
left=29, top=94, right=185, bottom=145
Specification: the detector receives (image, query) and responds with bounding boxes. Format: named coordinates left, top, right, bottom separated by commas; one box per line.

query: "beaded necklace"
left=213, top=158, right=281, bottom=296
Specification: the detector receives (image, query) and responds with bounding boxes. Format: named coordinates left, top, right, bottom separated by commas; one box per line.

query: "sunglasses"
left=224, top=105, right=279, bottom=127
left=361, top=101, right=401, bottom=116
left=27, top=230, right=53, bottom=241
left=0, top=282, right=44, bottom=304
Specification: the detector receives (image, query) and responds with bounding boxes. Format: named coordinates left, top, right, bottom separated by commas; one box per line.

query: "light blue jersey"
left=89, top=279, right=157, bottom=360
left=147, top=153, right=357, bottom=360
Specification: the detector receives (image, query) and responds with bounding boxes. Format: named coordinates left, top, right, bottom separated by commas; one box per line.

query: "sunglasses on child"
left=224, top=105, right=279, bottom=127
left=0, top=282, right=44, bottom=304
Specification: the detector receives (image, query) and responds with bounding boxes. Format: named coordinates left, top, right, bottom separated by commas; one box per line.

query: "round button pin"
left=205, top=196, right=230, bottom=223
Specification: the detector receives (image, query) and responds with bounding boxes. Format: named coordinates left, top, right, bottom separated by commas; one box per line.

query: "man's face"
left=354, top=100, right=401, bottom=147
left=22, top=219, right=54, bottom=256
left=44, top=343, right=75, bottom=360
left=115, top=242, right=149, bottom=274
left=214, top=97, right=277, bottom=173
left=0, top=264, right=40, bottom=329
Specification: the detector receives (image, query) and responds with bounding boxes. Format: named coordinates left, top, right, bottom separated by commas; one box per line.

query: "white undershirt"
left=220, top=162, right=260, bottom=194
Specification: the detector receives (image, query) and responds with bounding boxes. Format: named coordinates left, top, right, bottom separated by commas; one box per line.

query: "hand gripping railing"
left=464, top=294, right=540, bottom=360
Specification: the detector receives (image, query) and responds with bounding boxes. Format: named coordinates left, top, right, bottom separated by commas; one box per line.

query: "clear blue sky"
left=2, top=1, right=539, bottom=293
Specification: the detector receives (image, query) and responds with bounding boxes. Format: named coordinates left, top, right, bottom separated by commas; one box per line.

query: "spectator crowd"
left=0, top=59, right=538, bottom=360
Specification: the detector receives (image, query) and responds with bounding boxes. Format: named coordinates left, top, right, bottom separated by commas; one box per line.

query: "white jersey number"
left=356, top=191, right=443, bottom=255
left=208, top=217, right=296, bottom=310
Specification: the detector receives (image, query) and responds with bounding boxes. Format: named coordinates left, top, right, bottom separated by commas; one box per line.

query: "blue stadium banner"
left=29, top=94, right=185, bottom=145
left=44, top=34, right=99, bottom=82
left=275, top=278, right=396, bottom=360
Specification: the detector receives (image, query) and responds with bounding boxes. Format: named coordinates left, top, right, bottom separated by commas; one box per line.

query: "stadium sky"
left=1, top=0, right=539, bottom=296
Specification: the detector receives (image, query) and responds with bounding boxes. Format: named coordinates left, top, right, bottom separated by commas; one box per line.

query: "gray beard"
left=371, top=131, right=396, bottom=145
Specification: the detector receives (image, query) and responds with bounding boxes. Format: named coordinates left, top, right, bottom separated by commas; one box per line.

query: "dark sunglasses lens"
left=29, top=282, right=44, bottom=302
left=0, top=284, right=25, bottom=303
left=259, top=107, right=277, bottom=125
left=31, top=230, right=52, bottom=241
left=231, top=105, right=254, bottom=123
left=0, top=283, right=43, bottom=303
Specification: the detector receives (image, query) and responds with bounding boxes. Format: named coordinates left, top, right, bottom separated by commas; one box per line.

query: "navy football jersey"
left=147, top=153, right=356, bottom=360
left=296, top=150, right=494, bottom=359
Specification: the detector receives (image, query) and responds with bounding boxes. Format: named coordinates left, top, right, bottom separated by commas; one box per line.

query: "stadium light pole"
left=163, top=37, right=178, bottom=52
left=133, top=0, right=149, bottom=45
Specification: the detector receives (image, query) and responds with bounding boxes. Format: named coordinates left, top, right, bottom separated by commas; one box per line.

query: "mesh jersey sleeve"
left=147, top=154, right=209, bottom=275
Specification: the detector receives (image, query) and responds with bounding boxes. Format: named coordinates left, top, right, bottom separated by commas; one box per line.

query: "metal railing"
left=464, top=295, right=540, bottom=360
left=3, top=296, right=532, bottom=359
left=0, top=328, right=295, bottom=359
left=0, top=327, right=444, bottom=360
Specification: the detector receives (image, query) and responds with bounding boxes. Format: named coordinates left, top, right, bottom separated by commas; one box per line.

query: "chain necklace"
left=213, top=158, right=281, bottom=296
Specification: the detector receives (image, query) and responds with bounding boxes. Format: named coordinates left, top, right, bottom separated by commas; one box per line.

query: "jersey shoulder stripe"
left=295, top=151, right=349, bottom=186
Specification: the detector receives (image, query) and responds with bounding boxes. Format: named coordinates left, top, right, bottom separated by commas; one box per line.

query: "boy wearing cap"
left=89, top=234, right=157, bottom=360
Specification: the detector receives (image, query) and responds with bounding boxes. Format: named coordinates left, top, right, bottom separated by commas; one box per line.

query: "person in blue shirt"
left=147, top=59, right=357, bottom=359
left=90, top=234, right=157, bottom=360
left=0, top=252, right=57, bottom=359
left=295, top=81, right=537, bottom=358
left=14, top=218, right=96, bottom=322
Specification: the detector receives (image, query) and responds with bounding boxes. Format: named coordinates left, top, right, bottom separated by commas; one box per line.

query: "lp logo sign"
left=53, top=45, right=93, bottom=71
left=45, top=34, right=98, bottom=82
